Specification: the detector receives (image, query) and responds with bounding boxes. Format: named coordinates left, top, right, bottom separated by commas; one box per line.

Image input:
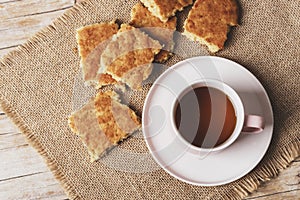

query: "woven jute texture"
left=0, top=0, right=299, bottom=199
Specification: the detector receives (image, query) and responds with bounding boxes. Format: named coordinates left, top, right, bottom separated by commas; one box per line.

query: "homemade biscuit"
left=94, top=91, right=141, bottom=144
left=183, top=0, right=238, bottom=53
left=68, top=99, right=113, bottom=162
left=76, top=21, right=118, bottom=88
left=100, top=24, right=162, bottom=89
left=140, top=0, right=193, bottom=22
left=68, top=91, right=141, bottom=161
left=130, top=2, right=177, bottom=63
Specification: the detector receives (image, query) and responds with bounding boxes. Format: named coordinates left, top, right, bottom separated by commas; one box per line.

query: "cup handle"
left=242, top=115, right=265, bottom=134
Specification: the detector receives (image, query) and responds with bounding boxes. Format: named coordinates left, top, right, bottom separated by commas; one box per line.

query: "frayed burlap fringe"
left=0, top=0, right=299, bottom=199
left=0, top=3, right=94, bottom=199
left=0, top=97, right=81, bottom=199
left=233, top=141, right=300, bottom=199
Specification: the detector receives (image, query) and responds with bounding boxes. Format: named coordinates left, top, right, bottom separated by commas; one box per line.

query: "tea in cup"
left=172, top=79, right=265, bottom=152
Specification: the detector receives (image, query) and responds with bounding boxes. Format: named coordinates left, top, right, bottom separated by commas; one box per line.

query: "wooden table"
left=0, top=1, right=299, bottom=199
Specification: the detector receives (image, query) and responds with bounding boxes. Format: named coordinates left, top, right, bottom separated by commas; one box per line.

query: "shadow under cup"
left=171, top=80, right=245, bottom=152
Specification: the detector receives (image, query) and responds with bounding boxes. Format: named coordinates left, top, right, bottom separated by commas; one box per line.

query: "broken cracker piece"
left=68, top=99, right=113, bottom=162
left=183, top=0, right=238, bottom=53
left=130, top=2, right=177, bottom=63
left=68, top=91, right=141, bottom=161
left=94, top=91, right=141, bottom=144
left=76, top=21, right=118, bottom=88
left=100, top=24, right=162, bottom=90
left=140, top=0, right=193, bottom=22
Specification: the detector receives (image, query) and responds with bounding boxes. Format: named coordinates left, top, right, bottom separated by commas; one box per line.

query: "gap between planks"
left=0, top=0, right=73, bottom=20
left=0, top=171, right=68, bottom=200
left=0, top=46, right=17, bottom=58
left=0, top=0, right=21, bottom=4
left=246, top=189, right=300, bottom=200
left=0, top=0, right=73, bottom=49
left=245, top=160, right=300, bottom=199
left=0, top=10, right=71, bottom=49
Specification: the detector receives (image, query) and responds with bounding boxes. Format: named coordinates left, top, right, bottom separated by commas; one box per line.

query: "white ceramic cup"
left=171, top=79, right=265, bottom=153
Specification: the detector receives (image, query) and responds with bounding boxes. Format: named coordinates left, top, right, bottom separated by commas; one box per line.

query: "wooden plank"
left=0, top=114, right=19, bottom=134
left=246, top=189, right=300, bottom=200
left=0, top=132, right=26, bottom=149
left=0, top=0, right=21, bottom=4
left=0, top=124, right=67, bottom=199
left=251, top=189, right=300, bottom=200
left=0, top=171, right=67, bottom=200
left=0, top=144, right=51, bottom=180
left=0, top=9, right=70, bottom=49
left=0, top=0, right=73, bottom=20
left=0, top=115, right=67, bottom=199
left=0, top=0, right=72, bottom=56
left=0, top=129, right=67, bottom=199
left=246, top=160, right=300, bottom=199
left=0, top=46, right=18, bottom=58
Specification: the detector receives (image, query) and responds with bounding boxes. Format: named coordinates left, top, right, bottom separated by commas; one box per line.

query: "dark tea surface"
left=175, top=86, right=237, bottom=148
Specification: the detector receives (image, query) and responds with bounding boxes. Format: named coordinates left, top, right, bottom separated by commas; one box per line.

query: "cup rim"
left=170, top=79, right=245, bottom=153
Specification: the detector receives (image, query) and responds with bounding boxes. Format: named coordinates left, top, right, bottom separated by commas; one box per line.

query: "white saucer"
left=142, top=56, right=273, bottom=186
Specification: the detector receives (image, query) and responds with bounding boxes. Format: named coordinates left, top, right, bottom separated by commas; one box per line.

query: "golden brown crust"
left=76, top=21, right=119, bottom=87
left=98, top=73, right=117, bottom=87
left=68, top=99, right=113, bottom=162
left=183, top=0, right=238, bottom=53
left=140, top=0, right=193, bottom=22
left=77, top=22, right=118, bottom=58
left=94, top=91, right=141, bottom=144
left=130, top=2, right=177, bottom=63
left=100, top=24, right=162, bottom=89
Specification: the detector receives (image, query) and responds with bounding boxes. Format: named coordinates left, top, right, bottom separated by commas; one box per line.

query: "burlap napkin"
left=0, top=0, right=299, bottom=199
